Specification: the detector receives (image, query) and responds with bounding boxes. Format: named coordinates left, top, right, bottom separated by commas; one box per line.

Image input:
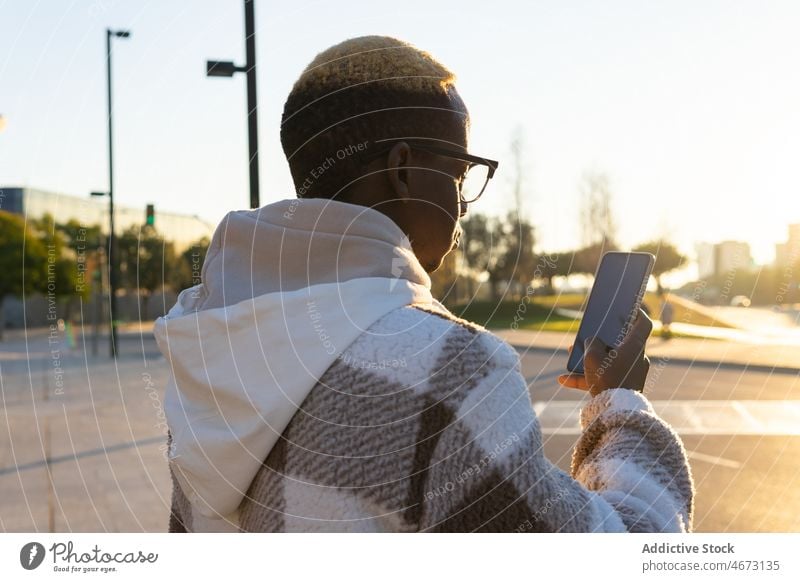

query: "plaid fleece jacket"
left=168, top=304, right=694, bottom=533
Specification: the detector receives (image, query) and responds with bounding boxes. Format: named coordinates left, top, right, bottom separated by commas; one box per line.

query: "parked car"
left=730, top=295, right=751, bottom=307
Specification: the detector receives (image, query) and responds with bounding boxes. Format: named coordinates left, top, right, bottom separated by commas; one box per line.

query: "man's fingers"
left=628, top=309, right=654, bottom=344
left=557, top=373, right=590, bottom=391
left=582, top=336, right=609, bottom=370
left=584, top=335, right=607, bottom=357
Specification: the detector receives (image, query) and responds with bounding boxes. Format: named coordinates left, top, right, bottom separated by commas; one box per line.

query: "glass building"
left=0, top=186, right=214, bottom=252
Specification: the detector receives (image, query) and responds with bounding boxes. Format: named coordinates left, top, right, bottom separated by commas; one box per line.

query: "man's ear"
left=386, top=141, right=411, bottom=202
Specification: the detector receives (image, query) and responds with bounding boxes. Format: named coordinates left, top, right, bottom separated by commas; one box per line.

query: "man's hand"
left=557, top=309, right=653, bottom=397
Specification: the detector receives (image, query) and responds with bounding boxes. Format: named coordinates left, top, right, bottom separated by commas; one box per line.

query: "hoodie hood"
left=154, top=198, right=441, bottom=525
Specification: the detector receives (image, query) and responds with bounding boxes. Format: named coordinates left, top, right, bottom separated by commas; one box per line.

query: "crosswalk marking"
left=685, top=451, right=742, bottom=469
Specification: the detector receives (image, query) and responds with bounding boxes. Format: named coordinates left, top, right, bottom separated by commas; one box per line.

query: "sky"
left=2, top=0, right=800, bottom=268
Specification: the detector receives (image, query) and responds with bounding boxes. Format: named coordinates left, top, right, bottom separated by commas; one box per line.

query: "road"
left=520, top=348, right=800, bottom=533
left=1, top=328, right=799, bottom=532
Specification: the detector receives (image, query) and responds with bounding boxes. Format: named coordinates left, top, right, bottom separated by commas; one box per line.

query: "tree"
left=485, top=216, right=514, bottom=302
left=57, top=219, right=103, bottom=255
left=457, top=213, right=492, bottom=299
left=29, top=214, right=91, bottom=322
left=633, top=239, right=688, bottom=292
left=459, top=213, right=492, bottom=274
left=118, top=224, right=177, bottom=321
left=430, top=251, right=459, bottom=306
left=499, top=211, right=537, bottom=300
left=459, top=212, right=539, bottom=303
left=509, top=126, right=528, bottom=214
left=450, top=214, right=513, bottom=302
left=171, top=237, right=211, bottom=293
left=534, top=250, right=575, bottom=292
left=0, top=211, right=47, bottom=340
left=579, top=170, right=617, bottom=247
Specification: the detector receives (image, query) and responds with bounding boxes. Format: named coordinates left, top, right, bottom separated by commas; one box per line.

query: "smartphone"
left=566, top=251, right=655, bottom=374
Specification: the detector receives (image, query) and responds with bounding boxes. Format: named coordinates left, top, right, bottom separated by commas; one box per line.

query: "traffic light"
left=145, top=204, right=155, bottom=227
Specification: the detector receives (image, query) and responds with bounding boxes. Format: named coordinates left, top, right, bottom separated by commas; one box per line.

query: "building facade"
left=1, top=186, right=213, bottom=253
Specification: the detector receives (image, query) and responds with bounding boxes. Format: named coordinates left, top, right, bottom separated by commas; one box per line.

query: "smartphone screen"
left=566, top=251, right=655, bottom=374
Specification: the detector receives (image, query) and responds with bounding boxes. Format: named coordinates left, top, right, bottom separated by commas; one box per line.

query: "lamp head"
left=206, top=60, right=239, bottom=77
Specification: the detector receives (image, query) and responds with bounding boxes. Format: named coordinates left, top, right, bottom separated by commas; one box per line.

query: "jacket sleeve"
left=417, top=345, right=694, bottom=533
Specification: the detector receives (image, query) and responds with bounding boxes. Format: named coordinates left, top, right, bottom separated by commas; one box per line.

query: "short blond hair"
left=281, top=35, right=468, bottom=199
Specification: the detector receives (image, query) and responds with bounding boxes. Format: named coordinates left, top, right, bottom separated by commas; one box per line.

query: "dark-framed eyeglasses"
left=362, top=138, right=500, bottom=204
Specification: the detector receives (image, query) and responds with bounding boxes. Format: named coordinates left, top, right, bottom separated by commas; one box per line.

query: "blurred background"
left=1, top=0, right=799, bottom=533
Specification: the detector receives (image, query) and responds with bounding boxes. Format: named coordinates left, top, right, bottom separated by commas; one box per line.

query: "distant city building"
left=775, top=224, right=800, bottom=268
left=0, top=186, right=214, bottom=252
left=715, top=241, right=753, bottom=277
left=695, top=240, right=752, bottom=279
left=696, top=242, right=716, bottom=280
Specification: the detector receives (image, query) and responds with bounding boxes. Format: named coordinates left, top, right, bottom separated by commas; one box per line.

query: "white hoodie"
left=154, top=198, right=445, bottom=531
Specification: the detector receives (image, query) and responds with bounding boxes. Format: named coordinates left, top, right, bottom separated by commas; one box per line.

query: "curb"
left=506, top=342, right=800, bottom=376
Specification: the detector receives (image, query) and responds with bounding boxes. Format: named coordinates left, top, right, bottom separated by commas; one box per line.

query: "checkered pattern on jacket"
left=168, top=304, right=694, bottom=532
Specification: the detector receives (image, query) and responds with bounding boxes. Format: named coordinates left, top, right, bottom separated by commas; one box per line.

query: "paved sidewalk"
left=496, top=329, right=800, bottom=373
left=3, top=323, right=799, bottom=532
left=0, top=328, right=171, bottom=532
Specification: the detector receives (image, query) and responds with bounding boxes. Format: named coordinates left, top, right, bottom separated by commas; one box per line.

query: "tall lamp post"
left=206, top=0, right=260, bottom=209
left=104, top=28, right=131, bottom=358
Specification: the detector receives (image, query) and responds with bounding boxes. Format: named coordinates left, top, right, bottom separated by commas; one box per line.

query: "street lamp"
left=105, top=28, right=131, bottom=359
left=90, top=191, right=109, bottom=357
left=206, top=0, right=260, bottom=209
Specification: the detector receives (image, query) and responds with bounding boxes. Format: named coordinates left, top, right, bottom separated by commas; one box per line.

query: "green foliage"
left=500, top=211, right=538, bottom=294
left=570, top=238, right=619, bottom=276
left=0, top=211, right=47, bottom=301
left=453, top=299, right=577, bottom=331
left=531, top=250, right=575, bottom=292
left=29, top=213, right=90, bottom=302
left=171, top=237, right=211, bottom=293
left=459, top=211, right=537, bottom=301
left=117, top=224, right=177, bottom=295
left=633, top=239, right=688, bottom=284
left=57, top=219, right=103, bottom=253
left=459, top=213, right=492, bottom=274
